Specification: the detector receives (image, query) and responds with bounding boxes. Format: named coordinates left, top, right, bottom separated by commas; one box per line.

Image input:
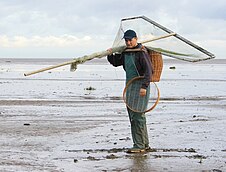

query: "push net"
left=112, top=16, right=215, bottom=62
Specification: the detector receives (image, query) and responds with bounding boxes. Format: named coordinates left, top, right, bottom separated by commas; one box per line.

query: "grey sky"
left=0, top=0, right=225, bottom=58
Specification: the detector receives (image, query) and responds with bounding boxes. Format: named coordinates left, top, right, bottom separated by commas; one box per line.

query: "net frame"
left=113, top=16, right=215, bottom=62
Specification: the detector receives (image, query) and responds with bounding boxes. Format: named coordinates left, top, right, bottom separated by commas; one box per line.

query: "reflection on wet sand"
left=129, top=154, right=150, bottom=172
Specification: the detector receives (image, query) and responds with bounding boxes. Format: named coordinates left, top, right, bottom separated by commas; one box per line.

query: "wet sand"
left=0, top=58, right=226, bottom=171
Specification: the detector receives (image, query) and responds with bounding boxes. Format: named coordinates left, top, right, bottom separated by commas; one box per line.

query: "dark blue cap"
left=123, top=29, right=137, bottom=39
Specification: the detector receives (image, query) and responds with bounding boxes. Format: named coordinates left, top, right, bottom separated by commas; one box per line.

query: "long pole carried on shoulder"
left=24, top=33, right=176, bottom=76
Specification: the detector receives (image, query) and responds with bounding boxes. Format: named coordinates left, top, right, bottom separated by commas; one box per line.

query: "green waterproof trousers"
left=127, top=108, right=149, bottom=148
left=124, top=53, right=149, bottom=149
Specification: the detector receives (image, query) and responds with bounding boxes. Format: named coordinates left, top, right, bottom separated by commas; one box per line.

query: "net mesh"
left=112, top=16, right=215, bottom=62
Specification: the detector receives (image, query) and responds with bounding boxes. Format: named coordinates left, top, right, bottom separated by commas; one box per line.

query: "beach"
left=0, top=57, right=225, bottom=172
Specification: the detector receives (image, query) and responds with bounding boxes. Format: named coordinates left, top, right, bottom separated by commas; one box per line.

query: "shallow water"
left=0, top=58, right=225, bottom=171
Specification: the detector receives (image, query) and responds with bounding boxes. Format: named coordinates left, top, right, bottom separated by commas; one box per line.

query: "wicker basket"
left=149, top=50, right=163, bottom=82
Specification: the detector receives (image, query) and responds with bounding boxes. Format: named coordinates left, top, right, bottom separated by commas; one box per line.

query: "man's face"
left=125, top=37, right=138, bottom=48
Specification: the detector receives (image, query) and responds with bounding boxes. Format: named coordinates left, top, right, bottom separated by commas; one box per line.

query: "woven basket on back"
left=149, top=50, right=163, bottom=82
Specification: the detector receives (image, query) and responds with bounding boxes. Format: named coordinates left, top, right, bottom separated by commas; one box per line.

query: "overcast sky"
left=0, top=0, right=225, bottom=58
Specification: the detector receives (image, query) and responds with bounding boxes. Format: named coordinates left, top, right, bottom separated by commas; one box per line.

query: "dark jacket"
left=107, top=43, right=152, bottom=89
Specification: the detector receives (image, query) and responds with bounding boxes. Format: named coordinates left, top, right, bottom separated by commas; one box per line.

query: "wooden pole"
left=142, top=32, right=176, bottom=44
left=24, top=46, right=125, bottom=76
left=24, top=33, right=176, bottom=76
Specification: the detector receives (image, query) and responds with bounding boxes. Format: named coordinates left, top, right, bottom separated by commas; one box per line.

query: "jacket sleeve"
left=139, top=51, right=152, bottom=89
left=107, top=53, right=124, bottom=67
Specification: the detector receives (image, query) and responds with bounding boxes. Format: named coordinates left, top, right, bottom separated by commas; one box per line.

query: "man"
left=107, top=29, right=152, bottom=153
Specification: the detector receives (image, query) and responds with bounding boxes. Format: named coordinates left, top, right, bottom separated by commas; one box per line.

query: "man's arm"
left=107, top=53, right=124, bottom=67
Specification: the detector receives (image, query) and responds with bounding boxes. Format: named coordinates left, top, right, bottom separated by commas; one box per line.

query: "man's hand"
left=107, top=48, right=113, bottom=54
left=139, top=88, right=146, bottom=96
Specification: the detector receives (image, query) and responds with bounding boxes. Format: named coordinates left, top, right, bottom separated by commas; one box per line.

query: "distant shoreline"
left=0, top=57, right=224, bottom=65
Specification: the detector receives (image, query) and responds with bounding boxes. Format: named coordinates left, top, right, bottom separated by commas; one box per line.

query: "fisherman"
left=107, top=29, right=152, bottom=153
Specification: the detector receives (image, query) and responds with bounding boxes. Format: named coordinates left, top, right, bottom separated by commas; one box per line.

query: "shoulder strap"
left=141, top=45, right=149, bottom=54
left=124, top=46, right=149, bottom=52
left=124, top=48, right=143, bottom=52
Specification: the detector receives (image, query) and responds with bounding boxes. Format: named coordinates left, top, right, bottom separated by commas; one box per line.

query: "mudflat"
left=0, top=58, right=225, bottom=171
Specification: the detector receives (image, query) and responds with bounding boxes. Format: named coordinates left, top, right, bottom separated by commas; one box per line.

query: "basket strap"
left=124, top=48, right=143, bottom=52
